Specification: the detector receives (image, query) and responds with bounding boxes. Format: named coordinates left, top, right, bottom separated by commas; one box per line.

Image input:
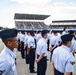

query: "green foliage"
left=0, top=26, right=8, bottom=30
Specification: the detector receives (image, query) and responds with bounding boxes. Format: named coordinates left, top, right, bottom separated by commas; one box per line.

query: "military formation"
left=0, top=28, right=76, bottom=75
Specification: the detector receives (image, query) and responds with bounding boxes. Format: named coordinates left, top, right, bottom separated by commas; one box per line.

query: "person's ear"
left=7, top=41, right=12, bottom=46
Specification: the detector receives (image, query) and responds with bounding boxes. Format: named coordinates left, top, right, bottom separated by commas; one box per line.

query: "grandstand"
left=14, top=13, right=50, bottom=30
left=50, top=20, right=76, bottom=30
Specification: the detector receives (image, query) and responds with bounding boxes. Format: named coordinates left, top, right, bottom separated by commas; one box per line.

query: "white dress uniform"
left=47, top=33, right=52, bottom=40
left=57, top=33, right=62, bottom=43
left=36, top=34, right=42, bottom=42
left=50, top=35, right=58, bottom=46
left=19, top=33, right=25, bottom=42
left=47, top=34, right=52, bottom=51
left=0, top=46, right=17, bottom=75
left=24, top=34, right=30, bottom=64
left=19, top=33, right=25, bottom=58
left=17, top=32, right=21, bottom=51
left=70, top=38, right=76, bottom=52
left=13, top=48, right=17, bottom=58
left=52, top=45, right=74, bottom=73
left=27, top=35, right=36, bottom=72
left=28, top=36, right=35, bottom=49
left=52, top=34, right=74, bottom=75
left=36, top=36, right=48, bottom=75
left=24, top=35, right=29, bottom=45
left=62, top=31, right=67, bottom=35
left=37, top=38, right=48, bottom=56
left=34, top=33, right=37, bottom=40
left=17, top=33, right=20, bottom=40
left=47, top=33, right=52, bottom=43
left=50, top=34, right=59, bottom=61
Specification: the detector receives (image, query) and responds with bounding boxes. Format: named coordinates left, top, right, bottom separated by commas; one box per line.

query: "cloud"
left=0, top=0, right=76, bottom=28
left=0, top=8, right=15, bottom=28
left=52, top=2, right=66, bottom=7
left=11, top=0, right=51, bottom=5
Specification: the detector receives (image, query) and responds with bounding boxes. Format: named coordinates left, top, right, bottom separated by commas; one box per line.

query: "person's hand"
left=50, top=47, right=53, bottom=52
left=27, top=51, right=29, bottom=54
left=72, top=50, right=75, bottom=54
left=36, top=59, right=40, bottom=63
left=35, top=58, right=37, bottom=62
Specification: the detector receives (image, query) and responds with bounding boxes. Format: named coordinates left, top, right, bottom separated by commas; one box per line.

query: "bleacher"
left=15, top=21, right=49, bottom=30
left=14, top=13, right=50, bottom=30
left=50, top=20, right=76, bottom=30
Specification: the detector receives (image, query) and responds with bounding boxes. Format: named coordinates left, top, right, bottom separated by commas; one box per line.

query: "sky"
left=0, top=0, right=76, bottom=28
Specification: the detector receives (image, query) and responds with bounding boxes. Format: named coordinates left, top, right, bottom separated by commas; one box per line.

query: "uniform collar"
left=62, top=45, right=70, bottom=52
left=30, top=35, right=33, bottom=37
left=42, top=37, right=47, bottom=42
left=4, top=46, right=16, bottom=59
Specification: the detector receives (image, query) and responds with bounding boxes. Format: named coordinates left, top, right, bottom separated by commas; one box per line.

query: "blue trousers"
left=54, top=68, right=72, bottom=75
left=37, top=55, right=47, bottom=75
left=29, top=49, right=35, bottom=72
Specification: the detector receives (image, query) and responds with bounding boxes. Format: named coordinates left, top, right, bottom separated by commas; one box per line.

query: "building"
left=50, top=20, right=76, bottom=30
left=14, top=13, right=50, bottom=30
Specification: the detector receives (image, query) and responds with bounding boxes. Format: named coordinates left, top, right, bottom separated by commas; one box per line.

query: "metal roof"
left=14, top=13, right=50, bottom=20
left=52, top=20, right=76, bottom=23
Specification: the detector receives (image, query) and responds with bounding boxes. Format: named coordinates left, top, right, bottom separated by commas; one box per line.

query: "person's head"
left=27, top=31, right=30, bottom=35
left=21, top=31, right=25, bottom=34
left=69, top=30, right=74, bottom=35
left=0, top=29, right=18, bottom=50
left=60, top=31, right=62, bottom=34
left=41, top=30, right=48, bottom=39
left=74, top=31, right=76, bottom=37
left=74, top=31, right=76, bottom=34
left=47, top=30, right=50, bottom=34
left=2, top=37, right=18, bottom=50
left=62, top=41, right=72, bottom=47
left=61, top=34, right=73, bottom=47
left=53, top=31, right=58, bottom=36
left=30, top=31, right=35, bottom=37
left=54, top=33, right=58, bottom=36
left=37, top=31, right=41, bottom=34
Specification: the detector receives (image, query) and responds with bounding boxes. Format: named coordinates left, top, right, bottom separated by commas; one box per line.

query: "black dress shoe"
left=30, top=70, right=37, bottom=73
left=22, top=57, right=25, bottom=59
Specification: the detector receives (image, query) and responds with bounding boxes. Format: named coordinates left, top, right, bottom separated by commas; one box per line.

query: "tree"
left=0, top=26, right=3, bottom=30
left=0, top=26, right=8, bottom=30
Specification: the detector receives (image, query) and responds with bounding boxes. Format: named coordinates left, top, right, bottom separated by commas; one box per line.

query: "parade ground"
left=0, top=39, right=76, bottom=75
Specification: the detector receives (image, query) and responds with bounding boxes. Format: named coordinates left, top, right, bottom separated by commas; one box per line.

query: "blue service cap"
left=69, top=30, right=74, bottom=34
left=37, top=30, right=42, bottom=33
left=0, top=29, right=18, bottom=39
left=29, top=30, right=35, bottom=34
left=61, top=34, right=74, bottom=42
left=52, top=30, right=58, bottom=33
left=41, top=30, right=48, bottom=35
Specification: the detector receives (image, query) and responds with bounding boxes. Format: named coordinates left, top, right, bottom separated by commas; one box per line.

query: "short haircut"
left=62, top=41, right=69, bottom=45
left=30, top=32, right=34, bottom=36
left=41, top=34, right=45, bottom=37
left=2, top=38, right=13, bottom=46
left=74, top=31, right=76, bottom=34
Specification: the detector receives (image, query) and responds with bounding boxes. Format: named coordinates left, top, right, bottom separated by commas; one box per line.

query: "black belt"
left=31, top=48, right=36, bottom=51
left=54, top=68, right=64, bottom=75
left=37, top=54, right=47, bottom=58
left=32, top=48, right=36, bottom=50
